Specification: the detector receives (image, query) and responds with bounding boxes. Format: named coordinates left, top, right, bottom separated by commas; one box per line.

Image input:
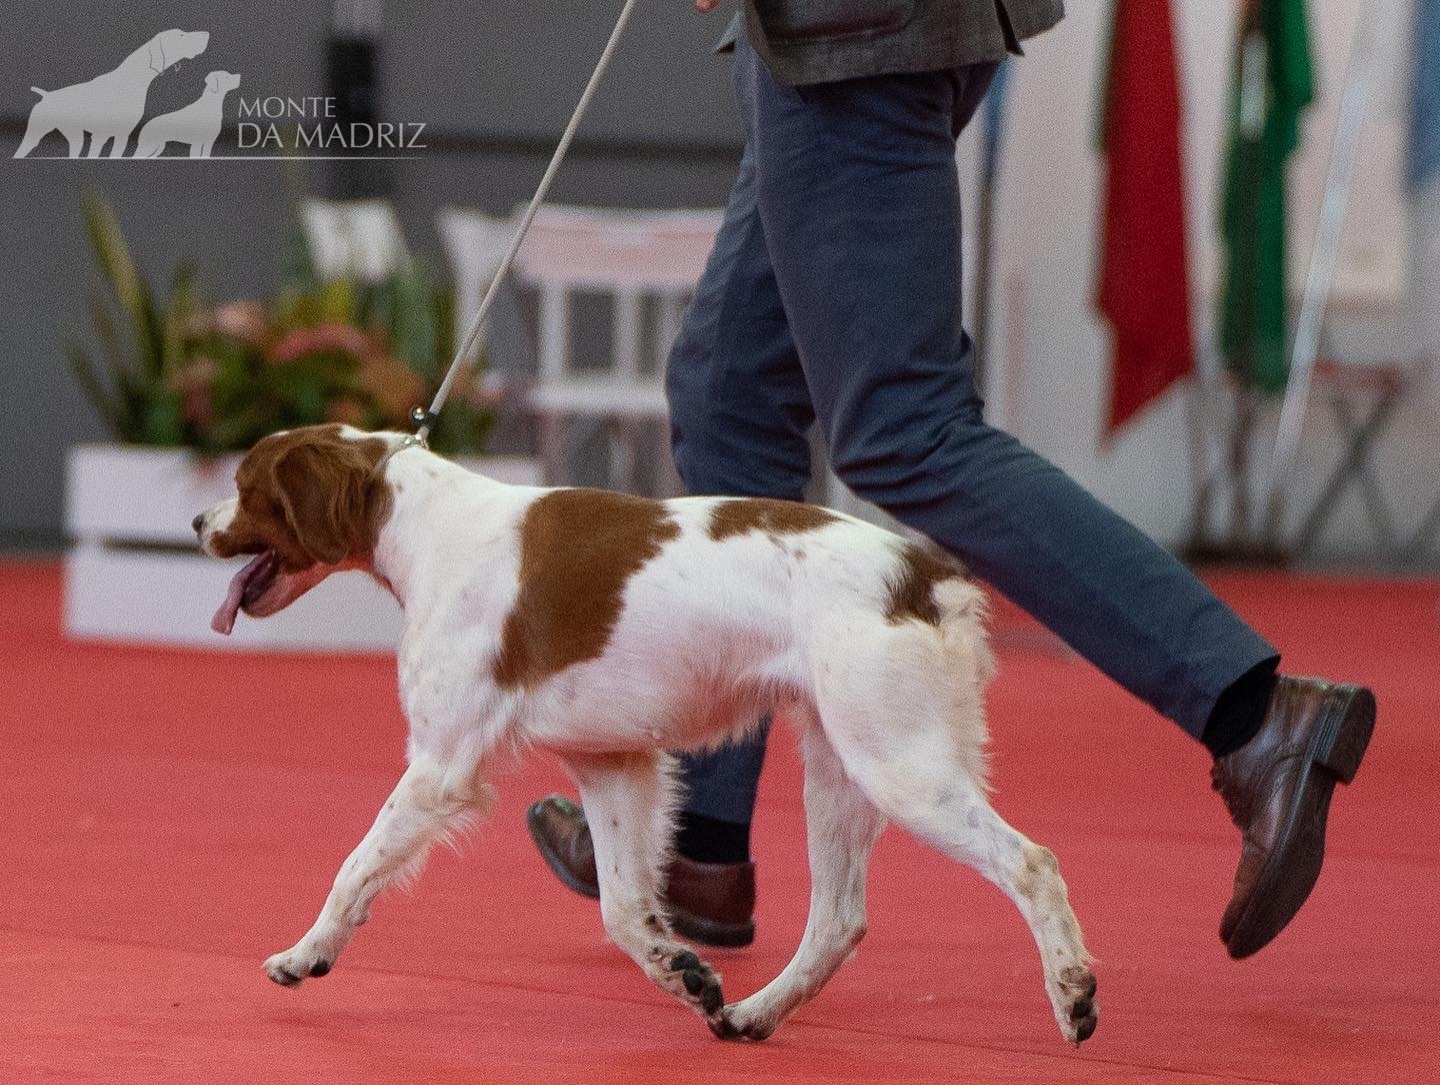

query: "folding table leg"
left=1293, top=389, right=1402, bottom=555
left=1336, top=396, right=1402, bottom=552
left=1403, top=494, right=1440, bottom=564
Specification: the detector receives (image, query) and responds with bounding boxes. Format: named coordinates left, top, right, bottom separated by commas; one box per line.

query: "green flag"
left=1219, top=0, right=1315, bottom=393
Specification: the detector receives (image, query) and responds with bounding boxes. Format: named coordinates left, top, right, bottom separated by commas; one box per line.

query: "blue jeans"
left=666, top=35, right=1279, bottom=824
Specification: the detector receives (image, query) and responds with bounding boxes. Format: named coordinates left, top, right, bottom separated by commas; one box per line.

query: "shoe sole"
left=1224, top=685, right=1376, bottom=959
left=670, top=909, right=756, bottom=949
left=525, top=800, right=600, bottom=900
left=526, top=800, right=757, bottom=949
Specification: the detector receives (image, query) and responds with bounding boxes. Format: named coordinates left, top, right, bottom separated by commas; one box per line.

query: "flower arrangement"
left=67, top=194, right=497, bottom=456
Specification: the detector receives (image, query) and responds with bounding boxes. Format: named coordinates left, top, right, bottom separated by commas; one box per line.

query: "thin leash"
left=402, top=0, right=643, bottom=452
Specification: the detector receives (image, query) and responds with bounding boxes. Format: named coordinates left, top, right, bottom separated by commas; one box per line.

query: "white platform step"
left=66, top=544, right=408, bottom=653
left=64, top=444, right=543, bottom=653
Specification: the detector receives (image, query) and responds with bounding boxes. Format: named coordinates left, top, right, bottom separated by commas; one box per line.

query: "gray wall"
left=0, top=1, right=744, bottom=548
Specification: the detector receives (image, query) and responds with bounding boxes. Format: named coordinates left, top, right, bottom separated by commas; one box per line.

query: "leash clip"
left=407, top=406, right=436, bottom=450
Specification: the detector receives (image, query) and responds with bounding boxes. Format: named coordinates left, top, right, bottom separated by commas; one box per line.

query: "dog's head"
left=148, top=29, right=209, bottom=75
left=194, top=425, right=397, bottom=634
left=205, top=70, right=242, bottom=96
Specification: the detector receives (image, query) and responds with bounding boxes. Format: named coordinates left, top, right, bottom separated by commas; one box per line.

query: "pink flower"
left=212, top=301, right=271, bottom=345
left=171, top=356, right=220, bottom=430
left=266, top=322, right=376, bottom=365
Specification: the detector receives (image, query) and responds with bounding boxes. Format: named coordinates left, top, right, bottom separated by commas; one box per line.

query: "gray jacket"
left=720, top=0, right=1063, bottom=85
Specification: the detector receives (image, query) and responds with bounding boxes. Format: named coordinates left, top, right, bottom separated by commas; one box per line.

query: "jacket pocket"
left=760, top=0, right=917, bottom=44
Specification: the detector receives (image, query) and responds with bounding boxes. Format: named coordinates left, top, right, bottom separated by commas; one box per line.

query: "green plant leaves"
left=66, top=195, right=495, bottom=455
left=81, top=194, right=160, bottom=381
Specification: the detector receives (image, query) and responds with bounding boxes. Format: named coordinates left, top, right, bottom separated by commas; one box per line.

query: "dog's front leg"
left=568, top=752, right=728, bottom=1031
left=264, top=757, right=493, bottom=987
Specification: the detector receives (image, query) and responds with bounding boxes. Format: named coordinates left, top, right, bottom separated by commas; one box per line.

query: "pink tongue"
left=211, top=552, right=273, bottom=635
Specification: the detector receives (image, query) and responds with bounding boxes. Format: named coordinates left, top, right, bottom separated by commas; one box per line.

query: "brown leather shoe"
left=665, top=855, right=757, bottom=949
left=525, top=795, right=757, bottom=948
left=526, top=795, right=599, bottom=899
left=1212, top=676, right=1375, bottom=959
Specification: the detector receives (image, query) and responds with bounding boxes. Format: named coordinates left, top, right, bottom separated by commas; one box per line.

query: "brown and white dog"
left=194, top=424, right=1097, bottom=1045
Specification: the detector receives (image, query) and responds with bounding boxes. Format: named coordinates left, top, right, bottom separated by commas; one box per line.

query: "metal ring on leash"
left=411, top=0, right=644, bottom=449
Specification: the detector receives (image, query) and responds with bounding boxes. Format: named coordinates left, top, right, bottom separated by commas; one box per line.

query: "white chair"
left=300, top=197, right=409, bottom=282
left=436, top=206, right=526, bottom=364
left=512, top=205, right=723, bottom=492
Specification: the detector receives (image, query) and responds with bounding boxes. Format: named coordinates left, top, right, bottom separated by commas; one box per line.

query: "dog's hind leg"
left=262, top=755, right=494, bottom=988
left=712, top=714, right=887, bottom=1041
left=567, top=751, right=729, bottom=1031
left=814, top=627, right=1098, bottom=1046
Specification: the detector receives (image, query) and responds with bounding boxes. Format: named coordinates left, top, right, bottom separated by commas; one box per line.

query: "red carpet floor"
left=1, top=561, right=1436, bottom=1083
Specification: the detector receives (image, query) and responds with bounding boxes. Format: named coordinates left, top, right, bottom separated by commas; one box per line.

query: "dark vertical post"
left=326, top=0, right=388, bottom=198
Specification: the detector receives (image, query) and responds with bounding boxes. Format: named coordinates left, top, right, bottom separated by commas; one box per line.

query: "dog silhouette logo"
left=134, top=71, right=243, bottom=159
left=14, top=28, right=210, bottom=158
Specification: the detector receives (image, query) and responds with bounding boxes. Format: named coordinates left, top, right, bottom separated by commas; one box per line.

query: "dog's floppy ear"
left=270, top=439, right=377, bottom=566
left=206, top=71, right=220, bottom=93
left=148, top=35, right=168, bottom=74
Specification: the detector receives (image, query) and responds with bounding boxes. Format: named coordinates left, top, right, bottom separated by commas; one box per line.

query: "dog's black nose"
left=192, top=513, right=205, bottom=535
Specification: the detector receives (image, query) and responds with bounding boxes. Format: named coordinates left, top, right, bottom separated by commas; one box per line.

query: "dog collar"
left=375, top=432, right=428, bottom=478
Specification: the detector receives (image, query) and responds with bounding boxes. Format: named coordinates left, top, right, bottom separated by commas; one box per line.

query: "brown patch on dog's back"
left=708, top=498, right=837, bottom=541
left=493, top=490, right=680, bottom=690
left=887, top=543, right=967, bottom=626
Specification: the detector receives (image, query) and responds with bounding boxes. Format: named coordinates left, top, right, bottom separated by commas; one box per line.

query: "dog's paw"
left=264, top=945, right=334, bottom=989
left=707, top=1000, right=776, bottom=1042
left=1054, top=965, right=1098, bottom=1047
left=664, top=950, right=725, bottom=1017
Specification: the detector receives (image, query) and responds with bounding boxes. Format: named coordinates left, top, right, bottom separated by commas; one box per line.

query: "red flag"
left=1097, top=0, right=1194, bottom=434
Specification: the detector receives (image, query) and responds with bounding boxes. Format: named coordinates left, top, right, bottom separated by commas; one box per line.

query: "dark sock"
left=675, top=811, right=751, bottom=865
left=1202, top=660, right=1280, bottom=759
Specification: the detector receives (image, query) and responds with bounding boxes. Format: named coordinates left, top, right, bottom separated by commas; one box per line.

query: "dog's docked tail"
left=900, top=543, right=995, bottom=687
left=30, top=87, right=50, bottom=97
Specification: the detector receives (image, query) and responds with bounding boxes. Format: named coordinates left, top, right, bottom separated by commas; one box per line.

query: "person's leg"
left=738, top=38, right=1277, bottom=740
left=737, top=38, right=1374, bottom=960
left=666, top=163, right=814, bottom=507
left=528, top=124, right=816, bottom=945
left=663, top=72, right=819, bottom=861
left=664, top=163, right=799, bottom=850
